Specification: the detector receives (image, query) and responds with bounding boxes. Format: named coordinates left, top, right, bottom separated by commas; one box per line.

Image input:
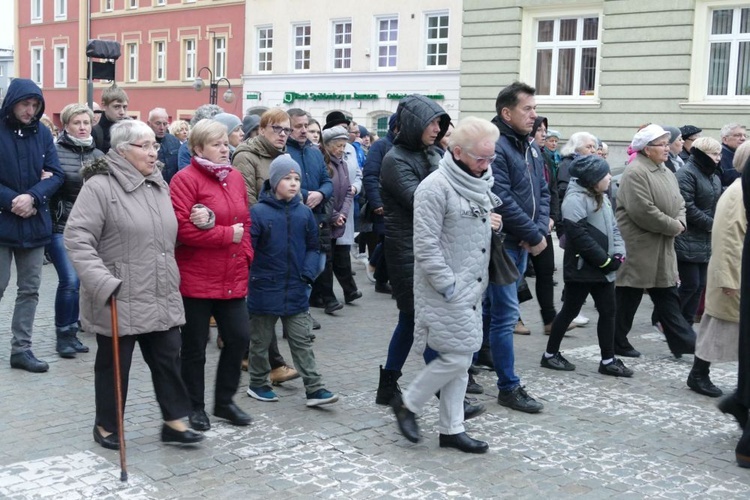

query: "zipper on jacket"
left=524, top=145, right=537, bottom=223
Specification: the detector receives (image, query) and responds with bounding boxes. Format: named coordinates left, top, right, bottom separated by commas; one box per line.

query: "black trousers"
left=181, top=297, right=250, bottom=410
left=314, top=242, right=358, bottom=302
left=95, top=328, right=190, bottom=433
left=677, top=261, right=708, bottom=325
left=528, top=234, right=557, bottom=325
left=615, top=286, right=696, bottom=355
left=546, top=281, right=616, bottom=360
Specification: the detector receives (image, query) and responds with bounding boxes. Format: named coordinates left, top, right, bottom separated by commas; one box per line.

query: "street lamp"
left=193, top=66, right=235, bottom=105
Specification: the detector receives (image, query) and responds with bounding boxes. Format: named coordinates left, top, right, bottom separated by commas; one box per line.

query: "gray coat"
left=64, top=151, right=184, bottom=337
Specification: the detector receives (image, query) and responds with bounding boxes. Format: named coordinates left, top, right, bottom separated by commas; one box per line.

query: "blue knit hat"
left=268, top=154, right=302, bottom=191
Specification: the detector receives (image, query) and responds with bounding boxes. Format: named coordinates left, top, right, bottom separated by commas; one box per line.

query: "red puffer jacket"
left=170, top=160, right=253, bottom=299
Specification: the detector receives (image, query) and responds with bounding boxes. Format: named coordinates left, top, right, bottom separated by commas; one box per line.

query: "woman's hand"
left=722, top=287, right=739, bottom=297
left=231, top=223, right=244, bottom=243
left=41, top=170, right=53, bottom=180
left=190, top=206, right=210, bottom=227
left=490, top=213, right=502, bottom=232
left=334, top=214, right=346, bottom=227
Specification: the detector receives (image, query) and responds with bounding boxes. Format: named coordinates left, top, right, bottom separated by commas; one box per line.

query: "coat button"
left=473, top=306, right=476, bottom=310
left=481, top=248, right=486, bottom=253
left=482, top=218, right=486, bottom=222
left=228, top=290, right=232, bottom=294
left=232, top=253, right=236, bottom=258
left=477, top=277, right=482, bottom=282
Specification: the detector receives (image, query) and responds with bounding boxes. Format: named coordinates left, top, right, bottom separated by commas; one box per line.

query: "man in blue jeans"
left=485, top=81, right=550, bottom=413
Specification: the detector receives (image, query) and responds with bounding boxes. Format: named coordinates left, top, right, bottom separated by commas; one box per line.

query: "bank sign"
left=282, top=92, right=445, bottom=104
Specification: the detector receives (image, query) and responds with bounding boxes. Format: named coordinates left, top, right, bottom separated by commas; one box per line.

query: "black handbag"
left=489, top=231, right=520, bottom=286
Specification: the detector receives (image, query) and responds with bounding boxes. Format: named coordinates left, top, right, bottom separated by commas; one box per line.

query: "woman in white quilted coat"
left=391, top=117, right=501, bottom=454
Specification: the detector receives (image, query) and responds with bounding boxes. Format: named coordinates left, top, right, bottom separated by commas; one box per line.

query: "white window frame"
left=213, top=36, right=227, bottom=79
left=184, top=38, right=196, bottom=80
left=257, top=26, right=273, bottom=73
left=54, top=45, right=67, bottom=87
left=31, top=0, right=43, bottom=23
left=155, top=0, right=166, bottom=6
left=103, top=0, right=114, bottom=12
left=375, top=16, right=398, bottom=70
left=519, top=5, right=603, bottom=105
left=126, top=42, right=139, bottom=82
left=293, top=23, right=311, bottom=72
left=31, top=47, right=43, bottom=86
left=55, top=0, right=67, bottom=20
left=128, top=0, right=138, bottom=9
left=425, top=12, right=449, bottom=69
left=332, top=20, right=352, bottom=71
left=154, top=40, right=166, bottom=82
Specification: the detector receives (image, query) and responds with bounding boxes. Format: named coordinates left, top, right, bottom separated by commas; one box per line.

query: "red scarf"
left=193, top=156, right=233, bottom=182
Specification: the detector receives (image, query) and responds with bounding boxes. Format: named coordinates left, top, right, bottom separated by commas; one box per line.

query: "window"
left=103, top=0, right=113, bottom=12
left=54, top=45, right=67, bottom=87
left=155, top=0, right=166, bottom=5
left=258, top=27, right=273, bottom=73
left=213, top=36, right=227, bottom=79
left=126, top=42, right=138, bottom=82
left=128, top=0, right=138, bottom=9
left=332, top=21, right=352, bottom=70
left=377, top=17, right=398, bottom=69
left=184, top=38, right=196, bottom=80
left=31, top=47, right=43, bottom=85
left=376, top=115, right=389, bottom=138
left=707, top=7, right=750, bottom=97
left=31, top=0, right=42, bottom=22
left=533, top=15, right=599, bottom=97
left=55, top=0, right=67, bottom=20
left=425, top=13, right=449, bottom=67
left=293, top=24, right=311, bottom=71
left=154, top=41, right=166, bottom=81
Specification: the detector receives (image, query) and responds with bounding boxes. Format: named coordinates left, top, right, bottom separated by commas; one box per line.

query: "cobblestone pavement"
left=1, top=250, right=749, bottom=499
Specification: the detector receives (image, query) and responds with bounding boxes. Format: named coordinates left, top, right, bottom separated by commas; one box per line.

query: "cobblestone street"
left=1, top=250, right=749, bottom=499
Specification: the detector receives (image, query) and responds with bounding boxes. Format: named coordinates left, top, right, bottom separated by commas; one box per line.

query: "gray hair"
left=734, top=142, right=750, bottom=174
left=110, top=120, right=155, bottom=153
left=148, top=107, right=168, bottom=121
left=60, top=103, right=94, bottom=126
left=190, top=104, right=224, bottom=126
left=448, top=116, right=498, bottom=152
left=560, top=131, right=598, bottom=156
left=721, top=123, right=745, bottom=138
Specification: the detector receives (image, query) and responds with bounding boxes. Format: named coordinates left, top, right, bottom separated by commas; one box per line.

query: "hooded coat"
left=0, top=78, right=64, bottom=248
left=63, top=151, right=184, bottom=337
left=380, top=95, right=450, bottom=312
left=232, top=135, right=286, bottom=206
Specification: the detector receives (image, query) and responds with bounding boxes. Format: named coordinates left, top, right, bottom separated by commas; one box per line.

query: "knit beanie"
left=268, top=154, right=302, bottom=191
left=661, top=126, right=682, bottom=145
left=214, top=113, right=242, bottom=135
left=242, top=115, right=261, bottom=137
left=569, top=155, right=610, bottom=189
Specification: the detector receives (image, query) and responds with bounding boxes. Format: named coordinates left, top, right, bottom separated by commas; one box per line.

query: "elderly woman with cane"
left=65, top=120, right=203, bottom=450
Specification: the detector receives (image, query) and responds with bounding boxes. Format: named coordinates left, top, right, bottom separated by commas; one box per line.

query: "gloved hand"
left=600, top=255, right=622, bottom=273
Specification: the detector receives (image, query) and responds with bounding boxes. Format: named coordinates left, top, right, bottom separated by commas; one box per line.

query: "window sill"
left=680, top=100, right=750, bottom=110
left=535, top=98, right=601, bottom=109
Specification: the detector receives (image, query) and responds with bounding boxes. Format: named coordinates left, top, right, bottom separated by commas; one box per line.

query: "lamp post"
left=193, top=66, right=235, bottom=105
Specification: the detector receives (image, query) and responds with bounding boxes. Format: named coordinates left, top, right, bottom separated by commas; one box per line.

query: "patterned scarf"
left=193, top=156, right=233, bottom=182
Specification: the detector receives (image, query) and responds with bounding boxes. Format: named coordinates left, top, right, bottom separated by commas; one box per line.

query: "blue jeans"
left=484, top=244, right=527, bottom=392
left=384, top=311, right=437, bottom=371
left=46, top=233, right=80, bottom=333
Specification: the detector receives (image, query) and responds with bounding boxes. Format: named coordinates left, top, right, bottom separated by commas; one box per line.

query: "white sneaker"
left=365, top=264, right=376, bottom=283
left=572, top=314, right=590, bottom=327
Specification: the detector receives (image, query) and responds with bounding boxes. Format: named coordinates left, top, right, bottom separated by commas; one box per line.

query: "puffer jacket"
left=232, top=135, right=285, bottom=206
left=0, top=78, right=64, bottom=248
left=64, top=151, right=184, bottom=336
left=380, top=94, right=450, bottom=312
left=413, top=152, right=494, bottom=354
left=490, top=116, right=550, bottom=248
left=51, top=131, right=104, bottom=234
left=170, top=157, right=253, bottom=300
left=674, top=149, right=721, bottom=263
left=247, top=182, right=319, bottom=317
left=561, top=180, right=625, bottom=283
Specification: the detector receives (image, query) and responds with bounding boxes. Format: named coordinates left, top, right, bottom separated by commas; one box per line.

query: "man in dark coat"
left=0, top=78, right=64, bottom=373
left=719, top=123, right=747, bottom=187
left=92, top=84, right=129, bottom=154
left=147, top=107, right=181, bottom=183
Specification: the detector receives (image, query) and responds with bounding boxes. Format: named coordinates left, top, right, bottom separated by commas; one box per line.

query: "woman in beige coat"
left=695, top=142, right=750, bottom=391
left=64, top=120, right=203, bottom=450
left=613, top=124, right=695, bottom=358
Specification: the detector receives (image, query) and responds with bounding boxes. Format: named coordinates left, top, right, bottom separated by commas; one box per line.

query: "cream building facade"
left=242, top=0, right=462, bottom=136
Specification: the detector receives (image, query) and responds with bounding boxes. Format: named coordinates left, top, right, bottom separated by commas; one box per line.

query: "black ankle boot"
left=687, top=357, right=722, bottom=398
left=376, top=365, right=402, bottom=405
left=56, top=331, right=77, bottom=359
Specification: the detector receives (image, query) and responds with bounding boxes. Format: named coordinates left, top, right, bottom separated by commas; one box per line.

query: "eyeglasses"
left=648, top=142, right=670, bottom=148
left=466, top=152, right=497, bottom=164
left=731, top=133, right=747, bottom=139
left=129, top=142, right=161, bottom=152
left=270, top=125, right=293, bottom=135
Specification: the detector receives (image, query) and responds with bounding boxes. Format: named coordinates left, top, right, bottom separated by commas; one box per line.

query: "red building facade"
left=15, top=0, right=245, bottom=125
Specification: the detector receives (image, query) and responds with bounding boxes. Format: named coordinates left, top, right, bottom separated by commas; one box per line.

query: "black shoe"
left=344, top=290, right=363, bottom=304
left=93, top=425, right=120, bottom=450
left=540, top=352, right=576, bottom=371
left=161, top=424, right=204, bottom=445
left=56, top=333, right=77, bottom=358
left=375, top=282, right=392, bottom=294
left=614, top=347, right=641, bottom=358
left=324, top=300, right=344, bottom=315
left=463, top=398, right=486, bottom=420
left=598, top=358, right=633, bottom=377
left=475, top=346, right=494, bottom=370
left=719, top=394, right=748, bottom=429
left=309, top=312, right=321, bottom=330
left=466, top=373, right=484, bottom=394
left=439, top=432, right=489, bottom=454
left=687, top=373, right=723, bottom=397
left=737, top=426, right=750, bottom=468
left=213, top=402, right=252, bottom=426
left=189, top=409, right=211, bottom=431
left=376, top=365, right=402, bottom=406
left=72, top=336, right=90, bottom=353
left=10, top=350, right=49, bottom=373
left=390, top=394, right=420, bottom=443
left=497, top=386, right=543, bottom=413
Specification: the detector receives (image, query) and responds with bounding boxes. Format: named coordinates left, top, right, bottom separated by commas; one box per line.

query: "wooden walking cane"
left=110, top=295, right=128, bottom=482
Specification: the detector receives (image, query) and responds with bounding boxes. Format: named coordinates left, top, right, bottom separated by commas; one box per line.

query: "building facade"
left=461, top=0, right=750, bottom=154
left=15, top=0, right=246, bottom=124
left=242, top=0, right=462, bottom=136
left=0, top=49, right=13, bottom=103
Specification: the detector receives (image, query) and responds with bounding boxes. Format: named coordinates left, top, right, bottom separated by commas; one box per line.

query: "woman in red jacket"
left=170, top=119, right=254, bottom=431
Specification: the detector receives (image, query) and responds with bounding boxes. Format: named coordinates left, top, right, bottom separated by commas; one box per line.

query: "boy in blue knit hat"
left=246, top=154, right=339, bottom=406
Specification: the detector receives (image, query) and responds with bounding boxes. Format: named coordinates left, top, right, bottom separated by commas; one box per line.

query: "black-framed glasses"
left=270, top=125, right=293, bottom=135
left=129, top=142, right=161, bottom=152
